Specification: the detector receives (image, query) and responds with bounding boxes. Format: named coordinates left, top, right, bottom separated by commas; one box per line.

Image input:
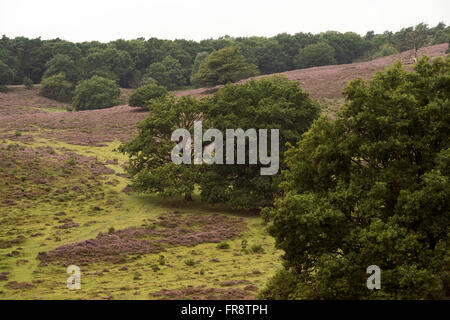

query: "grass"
left=0, top=134, right=281, bottom=300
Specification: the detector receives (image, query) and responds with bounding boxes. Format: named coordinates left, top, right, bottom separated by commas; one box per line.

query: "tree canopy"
left=120, top=76, right=320, bottom=208
left=261, top=56, right=450, bottom=299
left=191, top=46, right=259, bottom=87
left=72, top=76, right=120, bottom=111
left=0, top=22, right=448, bottom=89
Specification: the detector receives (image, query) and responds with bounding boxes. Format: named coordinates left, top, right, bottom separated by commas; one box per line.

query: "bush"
left=72, top=76, right=120, bottom=111
left=216, top=242, right=230, bottom=250
left=128, top=84, right=167, bottom=107
left=262, top=57, right=450, bottom=299
left=184, top=258, right=196, bottom=266
left=250, top=244, right=265, bottom=254
left=191, top=46, right=259, bottom=87
left=39, top=73, right=73, bottom=102
left=23, top=76, right=33, bottom=90
left=0, top=60, right=14, bottom=86
left=158, top=255, right=166, bottom=266
left=293, top=42, right=337, bottom=69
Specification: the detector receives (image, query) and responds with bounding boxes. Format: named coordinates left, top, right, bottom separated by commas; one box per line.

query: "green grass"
left=0, top=135, right=281, bottom=299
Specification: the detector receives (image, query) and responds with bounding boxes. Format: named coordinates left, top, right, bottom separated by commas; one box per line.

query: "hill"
left=0, top=44, right=447, bottom=300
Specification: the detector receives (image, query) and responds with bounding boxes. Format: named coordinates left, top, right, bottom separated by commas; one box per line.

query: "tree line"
left=1, top=22, right=449, bottom=90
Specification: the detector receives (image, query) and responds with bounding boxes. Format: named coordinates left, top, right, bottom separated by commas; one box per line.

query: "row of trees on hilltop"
left=1, top=22, right=449, bottom=90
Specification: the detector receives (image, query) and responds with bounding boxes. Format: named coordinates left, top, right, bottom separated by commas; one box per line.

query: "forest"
left=1, top=22, right=449, bottom=91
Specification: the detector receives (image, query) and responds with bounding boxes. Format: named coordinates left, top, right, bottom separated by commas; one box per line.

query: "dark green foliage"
left=191, top=46, right=259, bottom=87
left=121, top=76, right=320, bottom=209
left=0, top=22, right=448, bottom=88
left=43, top=54, right=80, bottom=84
left=39, top=73, right=73, bottom=102
left=0, top=60, right=14, bottom=85
left=262, top=56, right=450, bottom=299
left=72, top=76, right=120, bottom=111
left=82, top=48, right=134, bottom=87
left=128, top=84, right=167, bottom=107
left=216, top=242, right=230, bottom=250
left=119, top=94, right=203, bottom=199
left=22, top=76, right=33, bottom=89
left=190, top=51, right=209, bottom=86
left=146, top=56, right=186, bottom=89
left=371, top=43, right=399, bottom=59
left=200, top=76, right=320, bottom=208
left=293, top=42, right=337, bottom=69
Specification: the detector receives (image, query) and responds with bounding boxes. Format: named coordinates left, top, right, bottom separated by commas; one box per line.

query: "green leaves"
left=71, top=76, right=120, bottom=111
left=191, top=46, right=259, bottom=87
left=264, top=56, right=450, bottom=299
left=128, top=84, right=167, bottom=107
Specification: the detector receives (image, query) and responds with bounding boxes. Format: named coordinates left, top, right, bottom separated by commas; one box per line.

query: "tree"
left=72, top=76, right=120, bottom=111
left=82, top=48, right=134, bottom=87
left=42, top=54, right=80, bottom=84
left=39, top=73, right=73, bottom=101
left=191, top=46, right=259, bottom=87
left=372, top=43, right=398, bottom=59
left=0, top=60, right=15, bottom=86
left=261, top=56, right=450, bottom=299
left=146, top=56, right=185, bottom=89
left=128, top=84, right=167, bottom=107
left=200, top=76, right=320, bottom=208
left=23, top=76, right=33, bottom=90
left=119, top=94, right=203, bottom=200
left=190, top=51, right=209, bottom=86
left=293, top=42, right=337, bottom=69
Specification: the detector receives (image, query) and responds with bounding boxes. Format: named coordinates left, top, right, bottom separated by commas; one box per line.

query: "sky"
left=1, top=0, right=449, bottom=42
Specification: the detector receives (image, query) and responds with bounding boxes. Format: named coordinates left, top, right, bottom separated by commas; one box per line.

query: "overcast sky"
left=1, top=0, right=449, bottom=42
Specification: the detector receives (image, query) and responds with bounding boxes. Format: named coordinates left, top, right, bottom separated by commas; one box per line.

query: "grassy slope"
left=1, top=44, right=447, bottom=299
left=0, top=111, right=280, bottom=299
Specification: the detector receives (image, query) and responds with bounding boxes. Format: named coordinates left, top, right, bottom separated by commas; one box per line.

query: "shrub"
left=151, top=264, right=160, bottom=272
left=216, top=242, right=230, bottom=250
left=250, top=244, right=264, bottom=254
left=23, top=76, right=33, bottom=90
left=191, top=46, right=259, bottom=87
left=0, top=60, right=14, bottom=86
left=107, top=227, right=115, bottom=234
left=262, top=57, right=450, bottom=299
left=184, top=259, right=196, bottom=266
left=293, top=42, right=337, bottom=69
left=128, top=84, right=167, bottom=107
left=72, top=76, right=120, bottom=111
left=139, top=75, right=157, bottom=87
left=39, top=73, right=73, bottom=102
left=158, top=255, right=166, bottom=266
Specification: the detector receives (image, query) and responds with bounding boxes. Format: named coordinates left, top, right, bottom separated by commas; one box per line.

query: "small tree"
left=293, top=42, right=337, bottom=69
left=190, top=51, right=209, bottom=87
left=200, top=76, right=320, bottom=208
left=0, top=60, right=14, bottom=88
left=191, top=46, right=259, bottom=87
left=39, top=73, right=73, bottom=102
left=23, top=76, right=33, bottom=90
left=145, top=56, right=186, bottom=90
left=72, top=76, right=120, bottom=111
left=128, top=84, right=167, bottom=107
left=43, top=54, right=80, bottom=84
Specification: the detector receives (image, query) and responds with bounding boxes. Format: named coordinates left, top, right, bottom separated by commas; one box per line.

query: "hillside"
left=0, top=44, right=447, bottom=300
left=175, top=43, right=449, bottom=102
